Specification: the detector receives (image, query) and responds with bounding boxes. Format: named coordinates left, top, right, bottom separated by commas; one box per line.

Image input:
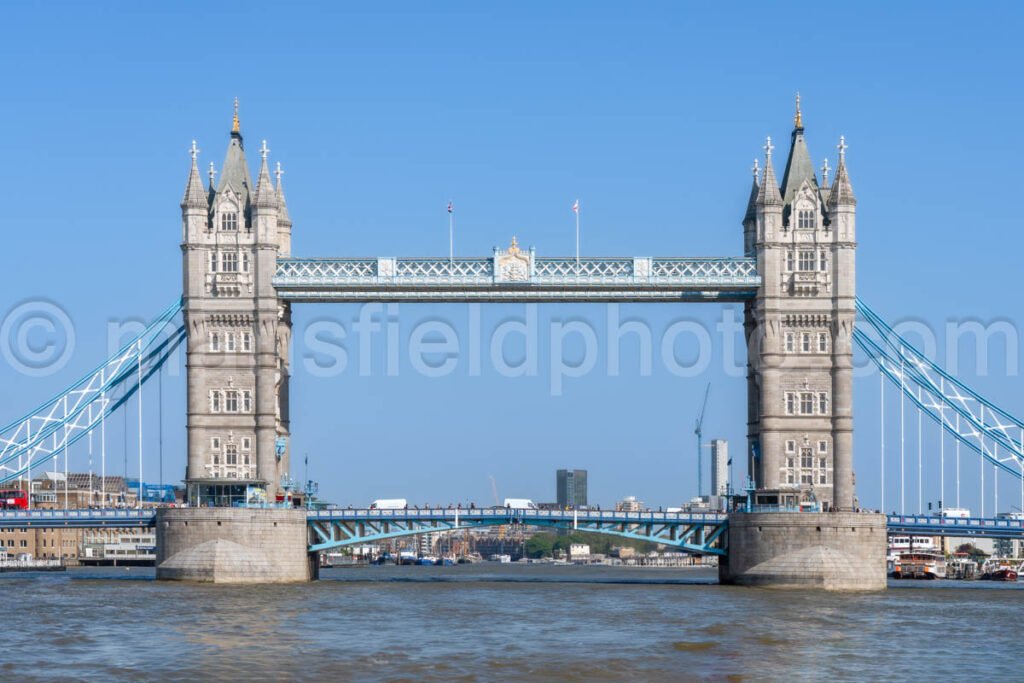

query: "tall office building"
left=710, top=440, right=729, bottom=497
left=556, top=469, right=588, bottom=508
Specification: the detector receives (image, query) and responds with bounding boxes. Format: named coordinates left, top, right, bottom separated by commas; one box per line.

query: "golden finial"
left=232, top=97, right=240, bottom=133
left=509, top=235, right=520, bottom=254
left=794, top=92, right=803, bottom=129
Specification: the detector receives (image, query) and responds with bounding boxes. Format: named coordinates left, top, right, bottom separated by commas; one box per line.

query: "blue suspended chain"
left=854, top=298, right=1024, bottom=479
left=0, top=299, right=184, bottom=483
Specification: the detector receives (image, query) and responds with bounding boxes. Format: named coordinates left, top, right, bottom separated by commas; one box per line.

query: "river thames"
left=3, top=565, right=1023, bottom=681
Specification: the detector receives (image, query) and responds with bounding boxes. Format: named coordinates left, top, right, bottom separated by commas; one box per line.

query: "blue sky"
left=1, top=2, right=1021, bottom=511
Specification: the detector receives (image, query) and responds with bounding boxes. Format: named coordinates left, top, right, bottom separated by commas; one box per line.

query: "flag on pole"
left=447, top=201, right=453, bottom=214
left=572, top=199, right=579, bottom=213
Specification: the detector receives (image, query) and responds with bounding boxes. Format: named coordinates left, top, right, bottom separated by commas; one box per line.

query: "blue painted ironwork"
left=273, top=256, right=760, bottom=302
left=0, top=508, right=156, bottom=528
left=886, top=514, right=1024, bottom=540
left=307, top=508, right=730, bottom=556
left=855, top=298, right=1024, bottom=479
left=0, top=300, right=185, bottom=484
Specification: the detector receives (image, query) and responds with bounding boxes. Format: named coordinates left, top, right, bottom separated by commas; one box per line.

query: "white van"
left=370, top=499, right=408, bottom=510
left=503, top=498, right=538, bottom=510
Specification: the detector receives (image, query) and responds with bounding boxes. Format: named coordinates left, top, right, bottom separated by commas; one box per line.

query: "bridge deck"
left=272, top=256, right=761, bottom=302
left=3, top=509, right=1020, bottom=542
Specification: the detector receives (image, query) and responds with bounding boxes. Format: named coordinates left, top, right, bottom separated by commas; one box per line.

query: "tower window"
left=209, top=252, right=218, bottom=273
left=210, top=332, right=220, bottom=352
left=819, top=251, right=828, bottom=271
left=785, top=393, right=796, bottom=415
left=786, top=251, right=794, bottom=272
left=242, top=253, right=250, bottom=273
left=242, top=390, right=252, bottom=413
left=242, top=333, right=253, bottom=352
left=221, top=212, right=238, bottom=232
left=786, top=440, right=796, bottom=453
left=225, top=445, right=238, bottom=466
left=211, top=437, right=221, bottom=450
left=797, top=210, right=815, bottom=229
left=221, top=252, right=238, bottom=273
left=801, top=333, right=811, bottom=353
left=225, top=390, right=239, bottom=413
left=785, top=333, right=794, bottom=353
left=225, top=333, right=236, bottom=353
left=818, top=333, right=828, bottom=353
left=211, top=391, right=222, bottom=413
left=818, top=392, right=828, bottom=414
left=798, top=250, right=815, bottom=271
left=818, top=440, right=828, bottom=453
left=800, top=392, right=814, bottom=415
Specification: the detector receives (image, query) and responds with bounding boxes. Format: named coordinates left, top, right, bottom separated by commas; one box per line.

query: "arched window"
left=220, top=212, right=238, bottom=232
left=797, top=209, right=816, bottom=229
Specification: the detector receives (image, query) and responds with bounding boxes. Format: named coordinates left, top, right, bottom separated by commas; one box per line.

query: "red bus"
left=0, top=490, right=28, bottom=510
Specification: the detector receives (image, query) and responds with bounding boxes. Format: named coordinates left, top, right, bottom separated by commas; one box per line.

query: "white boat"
left=892, top=551, right=946, bottom=580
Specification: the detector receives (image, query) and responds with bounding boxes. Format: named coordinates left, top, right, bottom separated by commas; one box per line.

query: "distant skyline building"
left=556, top=470, right=588, bottom=508
left=615, top=496, right=644, bottom=513
left=710, top=440, right=729, bottom=497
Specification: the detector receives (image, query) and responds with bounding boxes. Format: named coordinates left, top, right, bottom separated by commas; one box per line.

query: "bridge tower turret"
left=180, top=101, right=292, bottom=506
left=746, top=97, right=857, bottom=511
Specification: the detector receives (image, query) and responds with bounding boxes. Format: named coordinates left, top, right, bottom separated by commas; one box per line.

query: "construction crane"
left=694, top=383, right=711, bottom=499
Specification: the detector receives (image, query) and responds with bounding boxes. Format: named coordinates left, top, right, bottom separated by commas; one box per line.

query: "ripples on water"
left=2, top=565, right=1023, bottom=681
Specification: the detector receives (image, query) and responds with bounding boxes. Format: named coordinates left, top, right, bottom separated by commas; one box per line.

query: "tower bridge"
left=3, top=99, right=1023, bottom=588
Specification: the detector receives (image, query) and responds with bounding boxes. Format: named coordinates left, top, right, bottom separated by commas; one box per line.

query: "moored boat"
left=892, top=551, right=946, bottom=580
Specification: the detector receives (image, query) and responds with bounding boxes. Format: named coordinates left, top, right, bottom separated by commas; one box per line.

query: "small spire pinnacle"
left=821, top=157, right=831, bottom=188
left=260, top=139, right=270, bottom=161
left=190, top=140, right=200, bottom=162
left=275, top=161, right=283, bottom=185
left=208, top=162, right=216, bottom=186
left=232, top=97, right=240, bottom=133
left=794, top=92, right=803, bottom=129
left=837, top=135, right=848, bottom=163
left=751, top=158, right=760, bottom=182
left=763, top=136, right=775, bottom=160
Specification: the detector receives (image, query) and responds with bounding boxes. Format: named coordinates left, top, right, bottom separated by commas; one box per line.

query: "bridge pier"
left=155, top=508, right=316, bottom=583
left=720, top=511, right=886, bottom=590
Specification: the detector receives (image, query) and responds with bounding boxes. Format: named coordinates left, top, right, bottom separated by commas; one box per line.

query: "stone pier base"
left=719, top=511, right=887, bottom=591
left=156, top=508, right=317, bottom=583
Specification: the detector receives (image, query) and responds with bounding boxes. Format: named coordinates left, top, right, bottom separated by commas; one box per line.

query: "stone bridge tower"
left=743, top=98, right=857, bottom=511
left=180, top=102, right=292, bottom=506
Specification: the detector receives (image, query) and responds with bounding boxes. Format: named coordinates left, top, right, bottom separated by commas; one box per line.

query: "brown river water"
left=2, top=564, right=1022, bottom=681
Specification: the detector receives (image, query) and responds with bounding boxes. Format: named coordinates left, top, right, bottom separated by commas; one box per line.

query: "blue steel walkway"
left=2, top=509, right=1021, bottom=548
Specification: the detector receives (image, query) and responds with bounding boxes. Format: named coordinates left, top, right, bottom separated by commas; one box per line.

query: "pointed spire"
left=780, top=94, right=817, bottom=205
left=757, top=136, right=782, bottom=206
left=820, top=157, right=831, bottom=190
left=253, top=139, right=277, bottom=208
left=216, top=97, right=253, bottom=219
left=828, top=136, right=856, bottom=206
left=181, top=140, right=208, bottom=209
left=744, top=158, right=760, bottom=222
left=275, top=161, right=291, bottom=224
left=208, top=162, right=216, bottom=190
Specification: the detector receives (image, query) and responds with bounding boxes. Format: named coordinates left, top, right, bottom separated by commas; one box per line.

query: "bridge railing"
left=886, top=514, right=1024, bottom=531
left=273, top=257, right=760, bottom=288
left=307, top=508, right=728, bottom=524
left=0, top=508, right=156, bottom=525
